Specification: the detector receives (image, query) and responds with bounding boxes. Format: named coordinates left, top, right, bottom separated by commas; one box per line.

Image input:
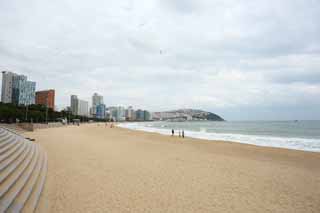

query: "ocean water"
left=118, top=121, right=320, bottom=152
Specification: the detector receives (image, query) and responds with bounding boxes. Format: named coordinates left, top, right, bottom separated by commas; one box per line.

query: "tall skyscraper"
left=136, top=109, right=145, bottom=121
left=108, top=106, right=125, bottom=121
left=1, top=71, right=36, bottom=105
left=91, top=93, right=104, bottom=117
left=1, top=71, right=14, bottom=103
left=78, top=100, right=89, bottom=116
left=125, top=106, right=135, bottom=121
left=70, top=95, right=79, bottom=115
left=70, top=95, right=89, bottom=116
left=36, top=90, right=55, bottom=109
left=144, top=110, right=152, bottom=121
left=96, top=104, right=106, bottom=119
left=92, top=93, right=103, bottom=106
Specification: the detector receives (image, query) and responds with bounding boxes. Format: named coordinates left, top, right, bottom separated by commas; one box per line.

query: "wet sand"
left=24, top=124, right=320, bottom=213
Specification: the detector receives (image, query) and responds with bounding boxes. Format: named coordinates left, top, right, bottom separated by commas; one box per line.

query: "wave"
left=118, top=122, right=320, bottom=153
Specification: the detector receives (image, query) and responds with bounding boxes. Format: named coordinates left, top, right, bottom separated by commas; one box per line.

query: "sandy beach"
left=24, top=124, right=320, bottom=213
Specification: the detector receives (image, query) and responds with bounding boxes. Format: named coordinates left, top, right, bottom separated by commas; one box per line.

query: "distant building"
left=70, top=95, right=79, bottom=115
left=92, top=93, right=103, bottom=106
left=1, top=71, right=36, bottom=105
left=35, top=89, right=55, bottom=109
left=91, top=93, right=104, bottom=117
left=70, top=95, right=88, bottom=116
left=125, top=106, right=135, bottom=121
left=96, top=104, right=106, bottom=119
left=78, top=99, right=89, bottom=116
left=1, top=71, right=15, bottom=103
left=108, top=106, right=125, bottom=121
left=144, top=110, right=152, bottom=121
left=136, top=109, right=145, bottom=121
left=12, top=75, right=36, bottom=106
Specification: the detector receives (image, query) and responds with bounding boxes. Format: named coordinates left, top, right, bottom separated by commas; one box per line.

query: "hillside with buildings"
left=152, top=109, right=224, bottom=121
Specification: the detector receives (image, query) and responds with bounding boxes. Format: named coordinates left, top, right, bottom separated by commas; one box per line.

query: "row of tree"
left=0, top=103, right=108, bottom=123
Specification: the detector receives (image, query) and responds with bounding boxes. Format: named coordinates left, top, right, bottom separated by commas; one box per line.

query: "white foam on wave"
left=118, top=122, right=320, bottom=152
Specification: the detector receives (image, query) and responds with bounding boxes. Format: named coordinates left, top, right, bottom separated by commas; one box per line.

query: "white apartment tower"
left=1, top=71, right=14, bottom=103
left=91, top=93, right=104, bottom=117
left=1, top=71, right=36, bottom=105
left=70, top=95, right=89, bottom=116
left=78, top=99, right=89, bottom=116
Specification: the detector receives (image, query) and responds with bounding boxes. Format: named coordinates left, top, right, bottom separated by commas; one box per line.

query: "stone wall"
left=18, top=122, right=64, bottom=131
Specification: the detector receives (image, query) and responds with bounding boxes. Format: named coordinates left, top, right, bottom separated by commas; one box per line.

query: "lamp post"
left=25, top=105, right=28, bottom=122
left=45, top=96, right=48, bottom=124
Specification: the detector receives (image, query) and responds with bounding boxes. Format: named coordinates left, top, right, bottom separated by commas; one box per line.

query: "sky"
left=0, top=0, right=319, bottom=120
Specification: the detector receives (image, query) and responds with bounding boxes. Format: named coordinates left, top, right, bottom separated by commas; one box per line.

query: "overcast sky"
left=0, top=0, right=319, bottom=120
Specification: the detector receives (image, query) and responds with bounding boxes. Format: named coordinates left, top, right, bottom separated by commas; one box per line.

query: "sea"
left=118, top=120, right=320, bottom=152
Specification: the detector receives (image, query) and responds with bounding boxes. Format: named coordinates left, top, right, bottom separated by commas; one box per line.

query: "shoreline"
left=115, top=125, right=320, bottom=171
left=117, top=125, right=320, bottom=154
left=117, top=122, right=320, bottom=153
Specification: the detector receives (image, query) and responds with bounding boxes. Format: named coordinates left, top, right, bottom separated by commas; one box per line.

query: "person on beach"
left=179, top=130, right=181, bottom=137
left=171, top=129, right=174, bottom=136
left=182, top=130, right=185, bottom=138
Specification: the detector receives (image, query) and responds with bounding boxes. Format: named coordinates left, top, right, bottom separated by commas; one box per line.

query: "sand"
left=24, top=124, right=320, bottom=213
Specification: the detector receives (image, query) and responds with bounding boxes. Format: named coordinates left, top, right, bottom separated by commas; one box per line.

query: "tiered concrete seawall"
left=0, top=127, right=47, bottom=212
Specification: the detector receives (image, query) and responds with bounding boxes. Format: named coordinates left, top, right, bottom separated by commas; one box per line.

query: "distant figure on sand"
left=182, top=130, right=185, bottom=138
left=171, top=129, right=174, bottom=136
left=179, top=130, right=181, bottom=137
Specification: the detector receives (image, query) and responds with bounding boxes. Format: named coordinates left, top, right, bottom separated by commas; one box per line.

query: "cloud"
left=0, top=0, right=319, bottom=120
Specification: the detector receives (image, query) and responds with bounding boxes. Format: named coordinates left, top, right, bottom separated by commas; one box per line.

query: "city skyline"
left=0, top=0, right=320, bottom=120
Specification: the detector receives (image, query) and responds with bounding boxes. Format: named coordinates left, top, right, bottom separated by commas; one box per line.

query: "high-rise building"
left=70, top=95, right=79, bottom=115
left=92, top=93, right=103, bottom=106
left=91, top=93, right=104, bottom=117
left=78, top=99, right=89, bottom=116
left=108, top=106, right=125, bottom=121
left=125, top=106, right=135, bottom=121
left=107, top=107, right=117, bottom=121
left=96, top=104, right=106, bottom=119
left=35, top=90, right=55, bottom=109
left=136, top=109, right=145, bottom=121
left=1, top=71, right=14, bottom=103
left=144, top=110, right=152, bottom=121
left=1, top=71, right=36, bottom=105
left=70, top=95, right=89, bottom=116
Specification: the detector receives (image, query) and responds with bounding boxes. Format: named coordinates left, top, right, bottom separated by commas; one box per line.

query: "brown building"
left=35, top=89, right=55, bottom=109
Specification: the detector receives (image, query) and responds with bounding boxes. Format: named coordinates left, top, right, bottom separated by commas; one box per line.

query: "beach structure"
left=0, top=127, right=47, bottom=212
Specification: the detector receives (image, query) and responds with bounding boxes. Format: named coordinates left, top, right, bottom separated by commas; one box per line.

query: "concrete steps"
left=0, top=128, right=47, bottom=213
left=0, top=125, right=26, bottom=135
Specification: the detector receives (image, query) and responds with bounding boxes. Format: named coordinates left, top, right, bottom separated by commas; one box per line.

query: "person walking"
left=171, top=129, right=174, bottom=136
left=182, top=130, right=185, bottom=138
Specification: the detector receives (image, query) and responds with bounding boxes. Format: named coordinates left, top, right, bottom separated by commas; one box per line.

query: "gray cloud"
left=0, top=0, right=319, bottom=120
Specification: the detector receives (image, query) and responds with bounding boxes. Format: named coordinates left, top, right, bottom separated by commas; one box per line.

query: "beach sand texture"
left=24, top=124, right=320, bottom=213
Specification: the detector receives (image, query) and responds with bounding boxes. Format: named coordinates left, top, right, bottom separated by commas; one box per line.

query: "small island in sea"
left=152, top=108, right=225, bottom=122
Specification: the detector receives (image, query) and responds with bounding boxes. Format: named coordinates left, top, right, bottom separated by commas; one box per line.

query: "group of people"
left=103, top=122, right=115, bottom=128
left=171, top=129, right=185, bottom=138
